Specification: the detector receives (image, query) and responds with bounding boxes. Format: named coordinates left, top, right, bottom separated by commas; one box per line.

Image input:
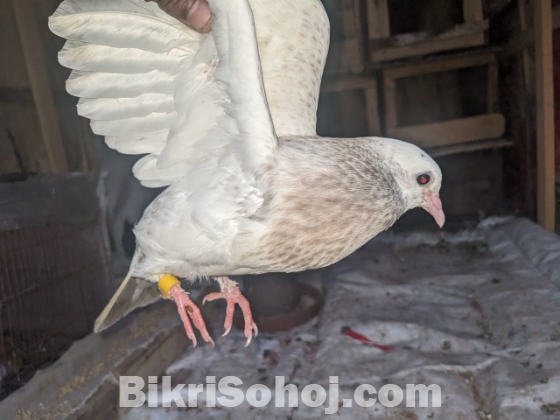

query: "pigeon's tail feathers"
left=94, top=248, right=160, bottom=333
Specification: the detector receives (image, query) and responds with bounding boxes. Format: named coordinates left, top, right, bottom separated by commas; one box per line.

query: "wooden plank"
left=34, top=0, right=97, bottom=173
left=438, top=148, right=502, bottom=183
left=371, top=22, right=488, bottom=63
left=386, top=113, right=506, bottom=148
left=487, top=0, right=515, bottom=17
left=518, top=1, right=534, bottom=95
left=81, top=325, right=188, bottom=419
left=383, top=77, right=398, bottom=129
left=429, top=138, right=513, bottom=157
left=364, top=87, right=381, bottom=135
left=463, top=0, right=484, bottom=22
left=76, top=327, right=188, bottom=419
left=321, top=75, right=377, bottom=92
left=443, top=179, right=497, bottom=218
left=341, top=0, right=357, bottom=37
left=487, top=61, right=499, bottom=112
left=325, top=38, right=364, bottom=75
left=554, top=5, right=560, bottom=29
left=367, top=0, right=390, bottom=40
left=317, top=89, right=371, bottom=137
left=400, top=149, right=505, bottom=224
left=383, top=52, right=497, bottom=131
left=0, top=102, right=51, bottom=174
left=12, top=0, right=69, bottom=173
left=397, top=71, right=462, bottom=126
left=0, top=302, right=188, bottom=420
left=383, top=51, right=496, bottom=80
left=504, top=28, right=534, bottom=56
left=0, top=0, right=30, bottom=90
left=534, top=0, right=555, bottom=231
left=0, top=2, right=51, bottom=174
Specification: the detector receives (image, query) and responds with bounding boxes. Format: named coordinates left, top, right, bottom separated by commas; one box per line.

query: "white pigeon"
left=49, top=0, right=445, bottom=347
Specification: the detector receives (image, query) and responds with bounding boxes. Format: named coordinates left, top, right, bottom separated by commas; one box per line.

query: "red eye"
left=417, top=174, right=430, bottom=185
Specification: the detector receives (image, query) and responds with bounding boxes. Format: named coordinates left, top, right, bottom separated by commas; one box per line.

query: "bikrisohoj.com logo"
left=120, top=375, right=442, bottom=414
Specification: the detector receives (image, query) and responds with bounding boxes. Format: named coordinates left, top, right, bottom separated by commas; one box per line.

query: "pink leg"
left=203, top=277, right=258, bottom=347
left=168, top=284, right=214, bottom=348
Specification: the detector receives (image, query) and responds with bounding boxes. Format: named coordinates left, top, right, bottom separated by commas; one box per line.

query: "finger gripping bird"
left=49, top=0, right=445, bottom=348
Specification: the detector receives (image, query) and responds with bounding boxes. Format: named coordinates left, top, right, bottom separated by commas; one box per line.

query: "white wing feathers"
left=49, top=0, right=193, bottom=49
left=49, top=0, right=278, bottom=188
left=210, top=0, right=277, bottom=173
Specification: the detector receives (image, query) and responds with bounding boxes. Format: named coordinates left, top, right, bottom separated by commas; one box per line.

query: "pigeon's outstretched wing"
left=49, top=0, right=278, bottom=188
left=49, top=0, right=331, bottom=331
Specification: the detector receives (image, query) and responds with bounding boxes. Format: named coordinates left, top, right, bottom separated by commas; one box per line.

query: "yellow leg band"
left=158, top=274, right=181, bottom=298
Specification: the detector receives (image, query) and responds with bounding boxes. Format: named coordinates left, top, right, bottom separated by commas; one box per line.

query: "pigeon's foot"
left=203, top=277, right=258, bottom=347
left=159, top=275, right=214, bottom=348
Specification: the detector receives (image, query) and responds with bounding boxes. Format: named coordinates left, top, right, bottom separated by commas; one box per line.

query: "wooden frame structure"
left=12, top=0, right=69, bottom=173
left=1, top=0, right=98, bottom=178
left=323, top=0, right=366, bottom=75
left=534, top=0, right=555, bottom=230
left=320, top=75, right=381, bottom=134
left=368, top=0, right=488, bottom=63
left=382, top=51, right=505, bottom=149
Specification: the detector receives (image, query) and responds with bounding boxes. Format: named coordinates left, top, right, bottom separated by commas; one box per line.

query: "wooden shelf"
left=371, top=21, right=488, bottom=63
left=368, top=0, right=488, bottom=63
left=382, top=50, right=504, bottom=148
left=428, top=138, right=513, bottom=157
left=318, top=74, right=381, bottom=137
left=321, top=74, right=377, bottom=93
left=387, top=114, right=506, bottom=149
left=323, top=0, right=365, bottom=75
left=535, top=0, right=555, bottom=230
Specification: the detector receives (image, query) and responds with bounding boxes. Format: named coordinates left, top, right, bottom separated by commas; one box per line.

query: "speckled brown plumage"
left=236, top=137, right=406, bottom=272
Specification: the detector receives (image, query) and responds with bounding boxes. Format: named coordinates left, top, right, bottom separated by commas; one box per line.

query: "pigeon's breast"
left=237, top=138, right=405, bottom=273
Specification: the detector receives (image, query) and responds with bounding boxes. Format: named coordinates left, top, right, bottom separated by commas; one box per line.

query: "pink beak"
left=423, top=192, right=445, bottom=228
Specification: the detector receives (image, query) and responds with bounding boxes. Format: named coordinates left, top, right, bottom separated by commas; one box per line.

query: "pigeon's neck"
left=372, top=139, right=418, bottom=212
left=379, top=156, right=415, bottom=212
left=238, top=137, right=407, bottom=272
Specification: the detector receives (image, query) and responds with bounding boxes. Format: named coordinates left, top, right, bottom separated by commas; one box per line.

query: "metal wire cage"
left=0, top=174, right=113, bottom=398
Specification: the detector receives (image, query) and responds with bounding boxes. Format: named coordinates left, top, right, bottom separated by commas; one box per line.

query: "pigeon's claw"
left=168, top=284, right=214, bottom=348
left=203, top=277, right=258, bottom=346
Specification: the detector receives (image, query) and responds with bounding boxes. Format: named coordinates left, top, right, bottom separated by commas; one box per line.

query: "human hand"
left=146, top=0, right=213, bottom=33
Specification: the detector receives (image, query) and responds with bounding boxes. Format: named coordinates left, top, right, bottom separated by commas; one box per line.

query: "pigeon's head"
left=378, top=138, right=445, bottom=228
